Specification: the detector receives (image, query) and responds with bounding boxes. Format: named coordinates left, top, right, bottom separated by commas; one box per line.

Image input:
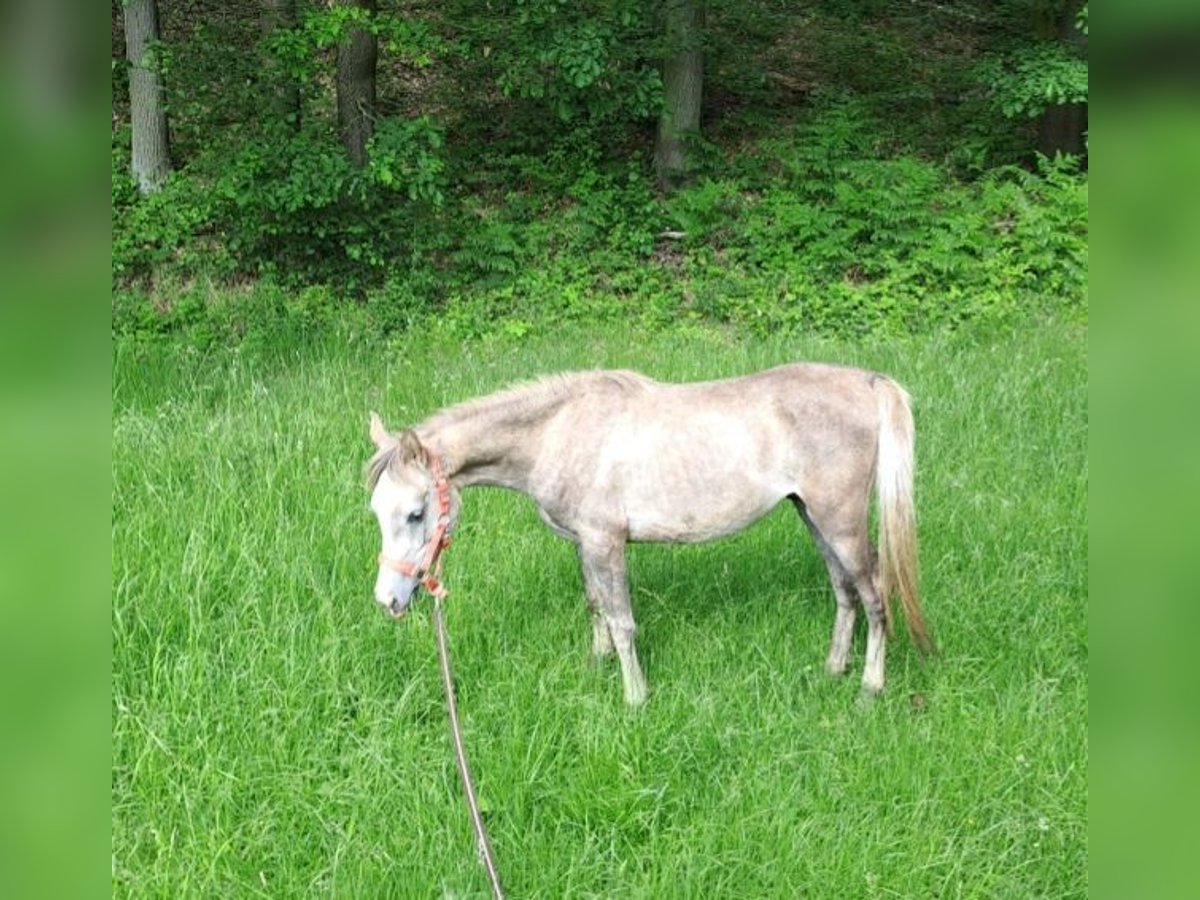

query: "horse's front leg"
left=578, top=545, right=616, bottom=662
left=578, top=537, right=647, bottom=706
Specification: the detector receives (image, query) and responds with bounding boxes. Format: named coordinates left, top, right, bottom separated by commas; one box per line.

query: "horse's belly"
left=614, top=420, right=793, bottom=543
left=625, top=491, right=781, bottom=543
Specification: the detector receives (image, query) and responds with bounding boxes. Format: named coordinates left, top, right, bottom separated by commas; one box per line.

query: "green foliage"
left=114, top=97, right=1086, bottom=342
left=366, top=116, right=446, bottom=204
left=563, top=160, right=660, bottom=254
left=977, top=41, right=1089, bottom=119
left=451, top=216, right=521, bottom=278
left=113, top=113, right=448, bottom=290
left=431, top=0, right=662, bottom=133
left=112, top=279, right=371, bottom=356
left=113, top=0, right=1087, bottom=340
left=265, top=3, right=442, bottom=82
left=656, top=98, right=1087, bottom=335
left=151, top=13, right=263, bottom=162
left=112, top=131, right=229, bottom=284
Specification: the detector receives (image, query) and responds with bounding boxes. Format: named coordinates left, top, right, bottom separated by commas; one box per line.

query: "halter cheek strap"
left=378, top=454, right=454, bottom=601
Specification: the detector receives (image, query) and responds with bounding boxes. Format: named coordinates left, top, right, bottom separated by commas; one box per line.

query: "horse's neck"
left=418, top=400, right=552, bottom=492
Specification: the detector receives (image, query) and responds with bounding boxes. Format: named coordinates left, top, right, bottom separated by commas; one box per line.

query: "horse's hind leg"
left=795, top=496, right=887, bottom=695
left=793, top=498, right=858, bottom=676
left=578, top=537, right=647, bottom=706
left=820, top=560, right=859, bottom=677
left=852, top=569, right=887, bottom=695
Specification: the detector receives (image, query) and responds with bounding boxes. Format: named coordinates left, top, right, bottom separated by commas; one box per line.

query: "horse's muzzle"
left=383, top=588, right=418, bottom=618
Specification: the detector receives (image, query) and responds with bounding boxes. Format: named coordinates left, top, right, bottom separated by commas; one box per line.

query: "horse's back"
left=550, top=362, right=883, bottom=474
left=534, top=363, right=885, bottom=542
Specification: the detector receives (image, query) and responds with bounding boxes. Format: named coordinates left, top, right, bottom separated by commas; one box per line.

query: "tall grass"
left=112, top=322, right=1086, bottom=897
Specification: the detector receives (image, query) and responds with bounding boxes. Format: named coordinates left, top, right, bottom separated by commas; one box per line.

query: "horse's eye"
left=407, top=509, right=426, bottom=524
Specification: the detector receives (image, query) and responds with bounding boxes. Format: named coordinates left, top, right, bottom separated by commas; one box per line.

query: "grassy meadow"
left=112, top=321, right=1087, bottom=897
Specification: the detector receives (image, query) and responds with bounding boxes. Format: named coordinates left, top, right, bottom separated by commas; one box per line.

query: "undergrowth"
left=113, top=98, right=1086, bottom=345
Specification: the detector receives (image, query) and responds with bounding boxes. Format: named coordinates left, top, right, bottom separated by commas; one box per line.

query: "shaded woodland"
left=112, top=0, right=1087, bottom=338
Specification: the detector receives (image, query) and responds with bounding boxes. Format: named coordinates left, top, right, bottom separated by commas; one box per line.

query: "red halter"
left=377, top=454, right=453, bottom=602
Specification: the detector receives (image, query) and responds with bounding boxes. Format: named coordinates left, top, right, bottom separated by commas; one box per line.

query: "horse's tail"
left=874, top=377, right=936, bottom=657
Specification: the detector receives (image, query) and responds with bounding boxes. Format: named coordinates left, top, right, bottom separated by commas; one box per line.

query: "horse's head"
left=366, top=412, right=458, bottom=617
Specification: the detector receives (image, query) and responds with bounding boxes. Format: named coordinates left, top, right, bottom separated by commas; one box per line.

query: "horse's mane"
left=366, top=371, right=649, bottom=488
left=422, top=369, right=650, bottom=431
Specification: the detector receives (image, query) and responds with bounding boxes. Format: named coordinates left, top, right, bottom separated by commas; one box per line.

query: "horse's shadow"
left=458, top=493, right=840, bottom=691
left=534, top=504, right=831, bottom=636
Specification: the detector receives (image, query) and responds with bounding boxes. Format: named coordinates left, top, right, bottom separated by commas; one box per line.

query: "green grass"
left=112, top=321, right=1087, bottom=897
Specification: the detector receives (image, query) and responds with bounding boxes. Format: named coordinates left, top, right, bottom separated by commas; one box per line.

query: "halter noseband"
left=377, top=454, right=453, bottom=602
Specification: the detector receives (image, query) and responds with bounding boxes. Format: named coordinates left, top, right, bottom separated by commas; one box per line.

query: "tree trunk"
left=336, top=0, right=377, bottom=167
left=261, top=0, right=301, bottom=130
left=1037, top=101, right=1086, bottom=159
left=1037, top=0, right=1088, bottom=161
left=655, top=0, right=704, bottom=190
left=123, top=0, right=171, bottom=194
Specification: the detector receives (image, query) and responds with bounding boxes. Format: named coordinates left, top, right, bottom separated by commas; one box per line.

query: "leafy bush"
left=653, top=99, right=1086, bottom=335
left=213, top=118, right=446, bottom=289
left=453, top=0, right=662, bottom=129
left=114, top=104, right=1086, bottom=344
left=113, top=11, right=1087, bottom=345
left=112, top=117, right=447, bottom=292
left=977, top=42, right=1088, bottom=120
left=112, top=132, right=230, bottom=285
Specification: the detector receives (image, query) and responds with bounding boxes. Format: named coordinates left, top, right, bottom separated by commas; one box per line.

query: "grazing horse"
left=366, top=364, right=935, bottom=705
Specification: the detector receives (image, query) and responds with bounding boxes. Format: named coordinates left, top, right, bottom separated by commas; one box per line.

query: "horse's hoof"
left=857, top=683, right=883, bottom=706
left=624, top=685, right=649, bottom=707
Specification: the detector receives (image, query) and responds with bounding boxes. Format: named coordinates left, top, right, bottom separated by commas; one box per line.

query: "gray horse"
left=367, top=364, right=935, bottom=705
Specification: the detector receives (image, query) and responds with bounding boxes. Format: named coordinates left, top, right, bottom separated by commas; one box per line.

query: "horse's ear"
left=396, top=429, right=426, bottom=465
left=369, top=411, right=393, bottom=449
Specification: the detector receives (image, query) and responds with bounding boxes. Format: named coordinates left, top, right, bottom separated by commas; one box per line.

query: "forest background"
left=111, top=0, right=1088, bottom=342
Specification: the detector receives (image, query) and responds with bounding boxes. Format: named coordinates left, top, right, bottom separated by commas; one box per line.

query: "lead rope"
left=379, top=458, right=504, bottom=897
left=431, top=594, right=505, bottom=899
left=418, top=458, right=505, bottom=899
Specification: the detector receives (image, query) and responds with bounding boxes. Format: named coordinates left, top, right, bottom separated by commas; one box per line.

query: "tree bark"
left=336, top=0, right=377, bottom=167
left=123, top=0, right=171, bottom=194
left=1037, top=0, right=1088, bottom=160
left=1037, top=101, right=1086, bottom=159
left=261, top=0, right=301, bottom=130
left=655, top=0, right=704, bottom=190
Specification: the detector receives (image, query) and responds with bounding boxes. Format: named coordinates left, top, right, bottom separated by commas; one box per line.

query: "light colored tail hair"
left=875, top=379, right=936, bottom=657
